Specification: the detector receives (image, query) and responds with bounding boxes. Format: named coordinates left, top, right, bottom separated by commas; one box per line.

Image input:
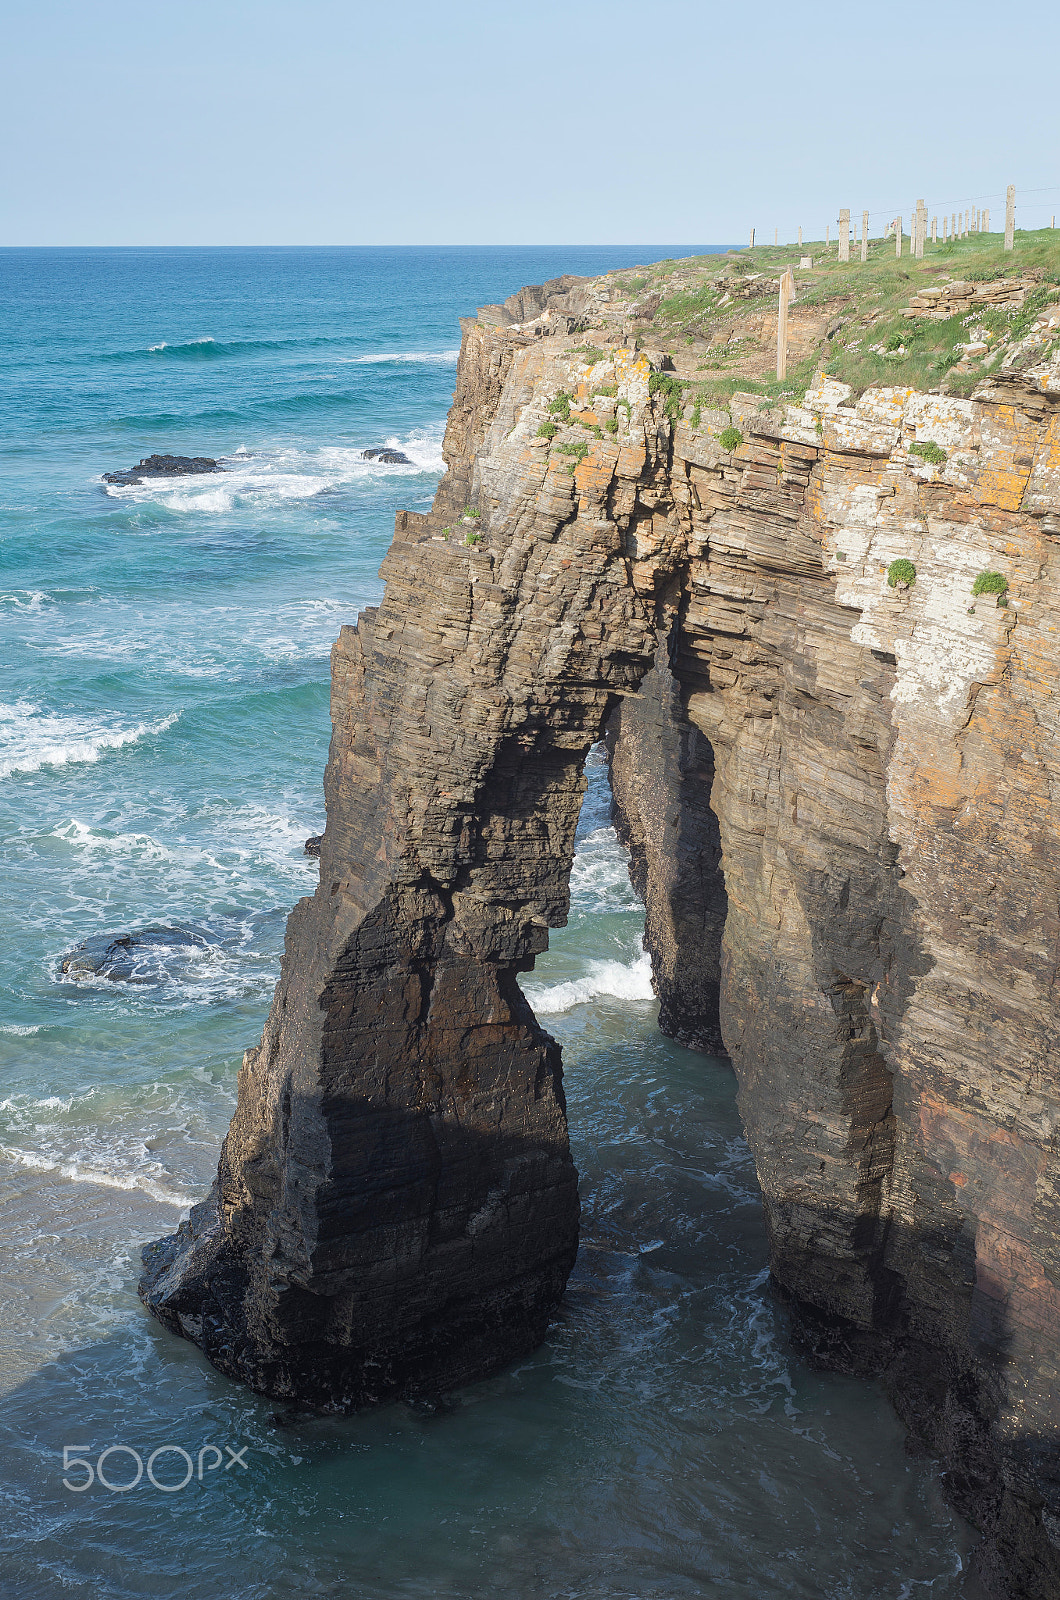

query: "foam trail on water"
left=0, top=705, right=180, bottom=779
left=340, top=349, right=460, bottom=366
left=0, top=1145, right=198, bottom=1210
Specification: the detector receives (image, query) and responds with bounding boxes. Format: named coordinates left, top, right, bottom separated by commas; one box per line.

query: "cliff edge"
left=142, top=254, right=1060, bottom=1597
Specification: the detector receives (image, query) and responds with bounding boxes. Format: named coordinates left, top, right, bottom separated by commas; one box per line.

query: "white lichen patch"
left=891, top=624, right=998, bottom=708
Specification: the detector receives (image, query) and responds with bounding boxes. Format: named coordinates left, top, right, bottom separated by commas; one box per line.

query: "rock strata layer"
left=142, top=272, right=1060, bottom=1598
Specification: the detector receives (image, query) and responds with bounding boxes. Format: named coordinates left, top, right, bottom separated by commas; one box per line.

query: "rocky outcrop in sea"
left=102, top=454, right=221, bottom=485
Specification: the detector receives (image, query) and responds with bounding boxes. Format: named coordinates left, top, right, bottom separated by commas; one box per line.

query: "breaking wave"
left=525, top=951, right=655, bottom=1015
left=99, top=432, right=446, bottom=512
left=0, top=704, right=180, bottom=779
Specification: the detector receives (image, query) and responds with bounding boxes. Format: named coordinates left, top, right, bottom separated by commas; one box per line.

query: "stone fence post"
left=776, top=266, right=794, bottom=380
left=839, top=208, right=850, bottom=261
left=1005, top=185, right=1015, bottom=250
left=861, top=210, right=868, bottom=262
left=896, top=217, right=902, bottom=258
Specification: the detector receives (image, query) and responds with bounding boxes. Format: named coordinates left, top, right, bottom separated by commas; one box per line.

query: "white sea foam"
left=0, top=704, right=180, bottom=779
left=99, top=429, right=446, bottom=514
left=568, top=826, right=641, bottom=916
left=0, top=1025, right=43, bottom=1037
left=53, top=807, right=315, bottom=888
left=53, top=818, right=184, bottom=863
left=526, top=951, right=655, bottom=1015
left=147, top=336, right=215, bottom=352
left=340, top=349, right=460, bottom=366
left=0, top=1144, right=198, bottom=1209
left=0, top=590, right=53, bottom=612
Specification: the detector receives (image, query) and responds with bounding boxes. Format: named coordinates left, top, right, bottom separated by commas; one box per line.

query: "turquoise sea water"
left=0, top=248, right=976, bottom=1598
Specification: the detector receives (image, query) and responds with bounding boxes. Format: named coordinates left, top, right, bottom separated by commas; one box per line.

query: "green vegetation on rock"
left=972, top=570, right=1008, bottom=600
left=887, top=558, right=917, bottom=588
left=718, top=426, right=743, bottom=452
left=649, top=370, right=685, bottom=422
left=548, top=390, right=572, bottom=421
left=556, top=440, right=589, bottom=474
left=909, top=440, right=947, bottom=465
left=536, top=420, right=559, bottom=440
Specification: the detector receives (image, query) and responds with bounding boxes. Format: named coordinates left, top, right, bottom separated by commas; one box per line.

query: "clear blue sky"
left=2, top=0, right=1057, bottom=245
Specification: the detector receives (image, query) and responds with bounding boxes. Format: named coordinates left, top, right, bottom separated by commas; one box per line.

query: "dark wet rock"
left=303, top=835, right=323, bottom=857
left=361, top=447, right=413, bottom=465
left=60, top=925, right=210, bottom=983
left=103, top=454, right=221, bottom=486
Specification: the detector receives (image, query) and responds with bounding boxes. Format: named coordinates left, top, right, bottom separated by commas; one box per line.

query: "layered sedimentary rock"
left=143, top=272, right=1060, bottom=1596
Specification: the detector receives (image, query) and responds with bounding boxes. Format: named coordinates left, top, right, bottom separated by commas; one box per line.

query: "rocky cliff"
left=142, top=265, right=1060, bottom=1598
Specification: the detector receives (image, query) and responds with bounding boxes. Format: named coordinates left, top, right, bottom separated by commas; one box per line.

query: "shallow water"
left=0, top=247, right=977, bottom=1597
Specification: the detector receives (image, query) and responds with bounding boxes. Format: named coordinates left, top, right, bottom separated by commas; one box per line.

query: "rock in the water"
left=303, top=835, right=323, bottom=857
left=103, top=454, right=221, bottom=486
left=361, top=447, right=413, bottom=465
left=60, top=925, right=210, bottom=983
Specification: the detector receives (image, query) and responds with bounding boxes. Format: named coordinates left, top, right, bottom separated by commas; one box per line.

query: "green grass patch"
left=556, top=440, right=589, bottom=474
left=887, top=558, right=916, bottom=588
left=649, top=370, right=686, bottom=421
left=547, top=390, right=572, bottom=421
left=909, top=440, right=947, bottom=465
left=536, top=420, right=558, bottom=440
left=606, top=416, right=619, bottom=434
left=972, top=570, right=1008, bottom=599
left=592, top=383, right=618, bottom=398
left=718, top=426, right=743, bottom=452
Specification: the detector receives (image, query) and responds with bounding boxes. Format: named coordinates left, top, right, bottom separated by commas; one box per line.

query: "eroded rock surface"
left=142, top=270, right=1060, bottom=1596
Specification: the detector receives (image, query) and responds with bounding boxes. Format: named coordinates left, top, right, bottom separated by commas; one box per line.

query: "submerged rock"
left=60, top=925, right=210, bottom=983
left=361, top=447, right=413, bottom=465
left=102, top=454, right=221, bottom=486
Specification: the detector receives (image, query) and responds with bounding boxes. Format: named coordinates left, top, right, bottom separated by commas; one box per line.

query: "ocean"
left=0, top=247, right=974, bottom=1598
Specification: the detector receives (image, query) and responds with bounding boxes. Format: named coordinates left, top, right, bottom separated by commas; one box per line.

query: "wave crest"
left=524, top=951, right=655, bottom=1015
left=0, top=703, right=180, bottom=779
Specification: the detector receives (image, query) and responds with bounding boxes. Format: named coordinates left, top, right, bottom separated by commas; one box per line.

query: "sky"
left=2, top=0, right=1058, bottom=246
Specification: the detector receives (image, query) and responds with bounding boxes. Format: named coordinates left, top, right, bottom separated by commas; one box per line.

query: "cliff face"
left=142, top=272, right=1060, bottom=1597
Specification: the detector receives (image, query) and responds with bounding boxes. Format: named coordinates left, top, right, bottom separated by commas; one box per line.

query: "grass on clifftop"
left=609, top=229, right=1060, bottom=408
